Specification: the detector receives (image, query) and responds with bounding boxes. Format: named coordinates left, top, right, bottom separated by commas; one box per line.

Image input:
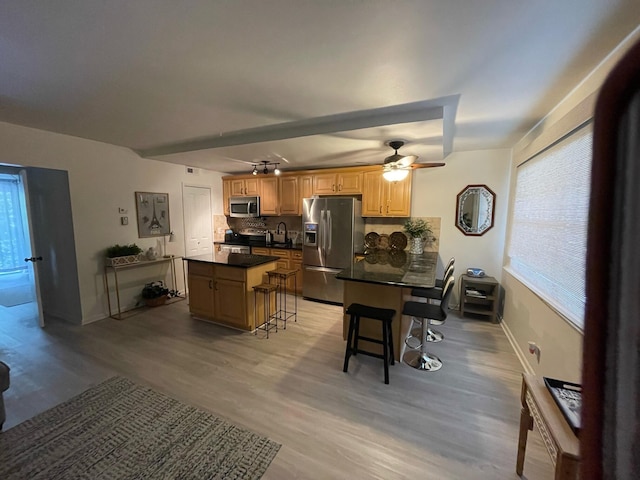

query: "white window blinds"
left=508, top=122, right=592, bottom=329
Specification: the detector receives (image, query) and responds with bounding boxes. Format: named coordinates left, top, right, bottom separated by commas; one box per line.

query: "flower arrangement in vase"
left=403, top=218, right=433, bottom=254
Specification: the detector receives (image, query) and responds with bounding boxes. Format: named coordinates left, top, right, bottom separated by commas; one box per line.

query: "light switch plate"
left=120, top=216, right=128, bottom=225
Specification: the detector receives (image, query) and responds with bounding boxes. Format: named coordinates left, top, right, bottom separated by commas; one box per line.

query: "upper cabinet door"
left=362, top=170, right=385, bottom=216
left=244, top=177, right=260, bottom=195
left=385, top=172, right=412, bottom=217
left=230, top=179, right=246, bottom=196
left=337, top=171, right=363, bottom=194
left=279, top=176, right=299, bottom=215
left=260, top=177, right=279, bottom=215
left=313, top=173, right=337, bottom=194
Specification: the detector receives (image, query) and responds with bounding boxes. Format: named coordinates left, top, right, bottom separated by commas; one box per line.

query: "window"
left=507, top=122, right=592, bottom=329
left=0, top=174, right=29, bottom=274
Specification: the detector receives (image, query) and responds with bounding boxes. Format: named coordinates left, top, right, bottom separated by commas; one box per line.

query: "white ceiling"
left=1, top=1, right=639, bottom=174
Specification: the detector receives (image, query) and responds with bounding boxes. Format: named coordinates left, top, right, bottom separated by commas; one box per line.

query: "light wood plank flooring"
left=0, top=299, right=555, bottom=479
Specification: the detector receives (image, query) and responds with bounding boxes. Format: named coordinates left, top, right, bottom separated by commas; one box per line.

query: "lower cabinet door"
left=214, top=278, right=247, bottom=328
left=188, top=274, right=214, bottom=318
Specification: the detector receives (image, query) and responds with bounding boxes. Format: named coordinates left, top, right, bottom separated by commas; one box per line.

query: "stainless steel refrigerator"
left=302, top=197, right=364, bottom=304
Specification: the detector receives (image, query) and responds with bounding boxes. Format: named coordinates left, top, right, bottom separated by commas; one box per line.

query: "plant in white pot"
left=403, top=218, right=433, bottom=254
left=105, top=243, right=143, bottom=266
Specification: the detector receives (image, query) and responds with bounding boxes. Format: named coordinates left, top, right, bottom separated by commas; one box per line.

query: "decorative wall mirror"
left=455, top=184, right=496, bottom=236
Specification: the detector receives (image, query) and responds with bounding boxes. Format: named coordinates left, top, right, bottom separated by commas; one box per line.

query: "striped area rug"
left=0, top=377, right=280, bottom=479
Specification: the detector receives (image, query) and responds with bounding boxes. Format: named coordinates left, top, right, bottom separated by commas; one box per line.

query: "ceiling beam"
left=137, top=96, right=458, bottom=158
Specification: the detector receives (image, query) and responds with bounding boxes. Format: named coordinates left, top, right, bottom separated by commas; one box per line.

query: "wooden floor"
left=1, top=299, right=555, bottom=479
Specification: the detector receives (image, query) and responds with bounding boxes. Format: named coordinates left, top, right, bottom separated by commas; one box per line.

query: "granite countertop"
left=185, top=252, right=279, bottom=268
left=336, top=252, right=438, bottom=288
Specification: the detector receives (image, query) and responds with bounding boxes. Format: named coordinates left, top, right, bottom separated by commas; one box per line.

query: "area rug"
left=0, top=376, right=280, bottom=479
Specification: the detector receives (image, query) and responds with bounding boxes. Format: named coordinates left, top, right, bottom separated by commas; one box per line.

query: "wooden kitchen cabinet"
left=279, top=176, right=299, bottom=215
left=362, top=170, right=412, bottom=217
left=186, top=260, right=277, bottom=330
left=230, top=177, right=259, bottom=196
left=260, top=177, right=279, bottom=215
left=214, top=277, right=246, bottom=327
left=299, top=175, right=313, bottom=200
left=313, top=171, right=362, bottom=195
left=251, top=247, right=302, bottom=295
left=223, top=179, right=231, bottom=216
left=187, top=262, right=215, bottom=318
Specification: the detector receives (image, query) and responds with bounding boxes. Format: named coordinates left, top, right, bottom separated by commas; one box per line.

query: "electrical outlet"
left=118, top=207, right=127, bottom=214
left=121, top=216, right=128, bottom=225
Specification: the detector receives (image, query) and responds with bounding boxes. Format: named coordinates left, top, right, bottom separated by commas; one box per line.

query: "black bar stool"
left=403, top=275, right=455, bottom=371
left=253, top=283, right=278, bottom=338
left=343, top=303, right=396, bottom=384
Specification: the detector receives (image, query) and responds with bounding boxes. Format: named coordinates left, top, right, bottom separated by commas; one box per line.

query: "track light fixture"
left=251, top=160, right=281, bottom=175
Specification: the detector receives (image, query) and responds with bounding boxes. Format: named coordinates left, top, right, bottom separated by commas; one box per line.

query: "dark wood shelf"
left=460, top=274, right=499, bottom=323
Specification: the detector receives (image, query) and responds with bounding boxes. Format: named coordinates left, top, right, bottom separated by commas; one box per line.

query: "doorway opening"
left=0, top=172, right=39, bottom=325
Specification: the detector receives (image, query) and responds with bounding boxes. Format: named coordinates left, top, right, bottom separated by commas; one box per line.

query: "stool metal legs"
left=403, top=315, right=443, bottom=372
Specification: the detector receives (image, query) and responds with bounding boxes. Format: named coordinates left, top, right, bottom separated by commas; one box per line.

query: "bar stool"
left=406, top=275, right=455, bottom=345
left=411, top=261, right=455, bottom=303
left=253, top=283, right=278, bottom=338
left=266, top=267, right=298, bottom=329
left=343, top=303, right=396, bottom=384
left=402, top=276, right=455, bottom=371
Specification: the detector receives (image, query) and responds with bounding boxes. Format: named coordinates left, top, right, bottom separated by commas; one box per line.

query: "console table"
left=104, top=256, right=185, bottom=320
left=517, top=373, right=580, bottom=479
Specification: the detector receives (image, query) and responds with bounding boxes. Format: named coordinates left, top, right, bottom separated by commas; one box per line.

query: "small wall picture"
left=135, top=192, right=170, bottom=237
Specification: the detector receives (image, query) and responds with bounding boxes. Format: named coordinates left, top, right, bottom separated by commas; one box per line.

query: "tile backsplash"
left=364, top=217, right=440, bottom=252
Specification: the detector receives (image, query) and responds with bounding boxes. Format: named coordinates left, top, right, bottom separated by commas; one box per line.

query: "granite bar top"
left=185, top=252, right=279, bottom=268
left=336, top=252, right=438, bottom=288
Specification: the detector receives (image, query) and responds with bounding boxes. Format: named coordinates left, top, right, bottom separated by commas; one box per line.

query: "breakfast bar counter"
left=336, top=252, right=438, bottom=361
left=185, top=252, right=278, bottom=330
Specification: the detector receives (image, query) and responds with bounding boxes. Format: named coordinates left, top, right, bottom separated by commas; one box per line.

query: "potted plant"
left=403, top=218, right=433, bottom=254
left=141, top=281, right=170, bottom=307
left=105, top=243, right=143, bottom=266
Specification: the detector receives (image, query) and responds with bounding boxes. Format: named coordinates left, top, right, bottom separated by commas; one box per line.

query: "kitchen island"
left=336, top=252, right=438, bottom=361
left=185, top=252, right=278, bottom=331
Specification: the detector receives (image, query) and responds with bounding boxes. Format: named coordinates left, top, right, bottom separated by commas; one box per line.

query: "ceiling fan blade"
left=411, top=162, right=446, bottom=169
left=396, top=155, right=418, bottom=167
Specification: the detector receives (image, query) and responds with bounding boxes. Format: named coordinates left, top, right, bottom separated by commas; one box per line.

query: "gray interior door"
left=25, top=167, right=82, bottom=324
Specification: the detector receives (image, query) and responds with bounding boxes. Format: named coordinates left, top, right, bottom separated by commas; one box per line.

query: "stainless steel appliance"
left=229, top=196, right=260, bottom=217
left=219, top=244, right=250, bottom=254
left=302, top=197, right=364, bottom=304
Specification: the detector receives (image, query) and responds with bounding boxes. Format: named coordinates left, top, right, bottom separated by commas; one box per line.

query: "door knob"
left=24, top=256, right=43, bottom=262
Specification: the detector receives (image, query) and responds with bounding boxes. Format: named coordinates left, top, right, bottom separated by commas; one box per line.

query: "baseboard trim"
left=500, top=318, right=535, bottom=374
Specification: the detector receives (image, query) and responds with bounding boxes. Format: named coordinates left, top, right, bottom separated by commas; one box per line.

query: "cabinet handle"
left=332, top=184, right=335, bottom=192
left=387, top=205, right=389, bottom=213
left=338, top=184, right=342, bottom=191
left=209, top=280, right=213, bottom=289
left=214, top=281, right=218, bottom=291
left=379, top=206, right=382, bottom=214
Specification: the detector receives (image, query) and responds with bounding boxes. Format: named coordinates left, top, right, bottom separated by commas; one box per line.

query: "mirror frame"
left=455, top=184, right=496, bottom=236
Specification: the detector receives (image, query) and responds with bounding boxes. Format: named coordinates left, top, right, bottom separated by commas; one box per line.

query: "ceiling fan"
left=382, top=140, right=445, bottom=181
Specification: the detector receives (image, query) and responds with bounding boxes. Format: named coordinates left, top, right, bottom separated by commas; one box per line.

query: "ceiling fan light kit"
left=382, top=140, right=413, bottom=182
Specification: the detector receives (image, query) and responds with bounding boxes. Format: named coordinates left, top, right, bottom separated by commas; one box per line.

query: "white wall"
left=0, top=121, right=224, bottom=324
left=411, top=149, right=512, bottom=307
left=501, top=27, right=640, bottom=382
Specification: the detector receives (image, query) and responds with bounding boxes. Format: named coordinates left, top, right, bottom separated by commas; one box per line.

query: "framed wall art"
left=135, top=192, right=170, bottom=238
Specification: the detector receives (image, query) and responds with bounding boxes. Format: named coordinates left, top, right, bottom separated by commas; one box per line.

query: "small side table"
left=460, top=274, right=499, bottom=323
left=517, top=373, right=580, bottom=479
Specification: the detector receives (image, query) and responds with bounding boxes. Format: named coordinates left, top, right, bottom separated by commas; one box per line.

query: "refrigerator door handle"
left=320, top=209, right=326, bottom=259
left=305, top=265, right=343, bottom=274
left=327, top=210, right=332, bottom=254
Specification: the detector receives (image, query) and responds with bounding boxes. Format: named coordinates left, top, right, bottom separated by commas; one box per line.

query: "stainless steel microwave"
left=229, top=196, right=260, bottom=217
